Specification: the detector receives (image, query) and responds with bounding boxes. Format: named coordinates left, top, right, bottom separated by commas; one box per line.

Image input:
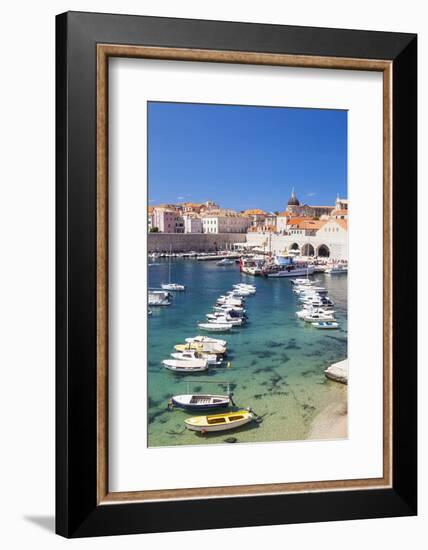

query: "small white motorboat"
left=217, top=258, right=234, bottom=266
left=185, top=336, right=227, bottom=347
left=198, top=322, right=233, bottom=332
left=213, top=304, right=245, bottom=314
left=297, top=307, right=336, bottom=318
left=325, top=265, right=347, bottom=274
left=171, top=350, right=223, bottom=366
left=162, top=359, right=208, bottom=372
left=228, top=289, right=252, bottom=297
left=302, top=313, right=335, bottom=323
left=217, top=297, right=244, bottom=306
left=311, top=321, right=339, bottom=329
left=291, top=278, right=318, bottom=286
left=205, top=315, right=243, bottom=326
left=161, top=283, right=185, bottom=291
left=233, top=284, right=256, bottom=294
left=301, top=297, right=335, bottom=307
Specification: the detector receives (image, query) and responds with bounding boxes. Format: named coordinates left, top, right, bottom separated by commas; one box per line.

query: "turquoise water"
left=148, top=259, right=347, bottom=447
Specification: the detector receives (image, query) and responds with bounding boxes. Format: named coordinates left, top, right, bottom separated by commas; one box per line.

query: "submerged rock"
left=224, top=437, right=238, bottom=443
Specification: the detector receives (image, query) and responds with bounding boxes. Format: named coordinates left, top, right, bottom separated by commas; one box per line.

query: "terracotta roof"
left=300, top=220, right=327, bottom=230
left=289, top=220, right=326, bottom=230
left=285, top=217, right=313, bottom=226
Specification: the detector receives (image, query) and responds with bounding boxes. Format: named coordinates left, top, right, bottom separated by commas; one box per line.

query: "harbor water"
left=148, top=259, right=347, bottom=447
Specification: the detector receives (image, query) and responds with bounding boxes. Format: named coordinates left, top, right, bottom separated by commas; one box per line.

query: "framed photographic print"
left=56, top=11, right=417, bottom=538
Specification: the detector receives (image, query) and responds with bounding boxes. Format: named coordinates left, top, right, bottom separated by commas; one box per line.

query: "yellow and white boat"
left=185, top=410, right=254, bottom=433
left=174, top=342, right=226, bottom=355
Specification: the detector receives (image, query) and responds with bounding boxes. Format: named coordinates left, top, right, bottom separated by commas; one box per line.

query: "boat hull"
left=162, top=359, right=208, bottom=372
left=185, top=411, right=253, bottom=432
left=171, top=394, right=230, bottom=410
left=198, top=323, right=232, bottom=332
left=267, top=266, right=315, bottom=278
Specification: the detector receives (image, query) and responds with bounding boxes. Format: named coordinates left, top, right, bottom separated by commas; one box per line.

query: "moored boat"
left=239, top=257, right=264, bottom=276
left=311, top=321, right=339, bottom=329
left=185, top=409, right=254, bottom=432
left=170, top=393, right=233, bottom=410
left=205, top=313, right=244, bottom=326
left=197, top=322, right=233, bottom=332
left=162, top=359, right=208, bottom=372
left=174, top=342, right=227, bottom=355
left=161, top=245, right=186, bottom=291
left=185, top=336, right=227, bottom=347
left=171, top=350, right=223, bottom=366
left=301, top=312, right=335, bottom=323
left=161, top=282, right=185, bottom=291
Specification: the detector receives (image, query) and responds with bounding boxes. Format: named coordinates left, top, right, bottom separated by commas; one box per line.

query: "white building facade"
left=202, top=214, right=251, bottom=234
left=183, top=215, right=203, bottom=234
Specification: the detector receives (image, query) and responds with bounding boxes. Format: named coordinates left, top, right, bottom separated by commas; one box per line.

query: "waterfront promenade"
left=148, top=231, right=348, bottom=260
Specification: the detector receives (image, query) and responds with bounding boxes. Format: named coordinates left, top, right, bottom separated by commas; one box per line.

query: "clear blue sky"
left=148, top=102, right=347, bottom=212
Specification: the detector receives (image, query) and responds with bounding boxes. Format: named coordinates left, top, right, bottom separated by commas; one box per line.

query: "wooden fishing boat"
left=170, top=394, right=232, bottom=410
left=185, top=410, right=254, bottom=432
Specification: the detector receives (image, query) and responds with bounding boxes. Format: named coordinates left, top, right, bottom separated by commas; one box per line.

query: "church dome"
left=288, top=189, right=300, bottom=206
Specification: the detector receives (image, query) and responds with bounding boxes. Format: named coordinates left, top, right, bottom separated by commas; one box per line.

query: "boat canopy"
left=274, top=255, right=294, bottom=266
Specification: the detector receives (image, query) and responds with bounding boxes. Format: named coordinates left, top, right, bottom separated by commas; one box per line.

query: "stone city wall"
left=148, top=233, right=247, bottom=253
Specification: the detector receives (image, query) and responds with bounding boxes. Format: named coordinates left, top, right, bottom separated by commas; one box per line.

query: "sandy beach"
left=307, top=385, right=348, bottom=440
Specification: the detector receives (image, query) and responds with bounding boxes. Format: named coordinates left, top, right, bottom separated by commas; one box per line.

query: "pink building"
left=152, top=208, right=178, bottom=233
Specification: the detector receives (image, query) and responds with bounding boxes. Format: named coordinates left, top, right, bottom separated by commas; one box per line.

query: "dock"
left=196, top=254, right=241, bottom=261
